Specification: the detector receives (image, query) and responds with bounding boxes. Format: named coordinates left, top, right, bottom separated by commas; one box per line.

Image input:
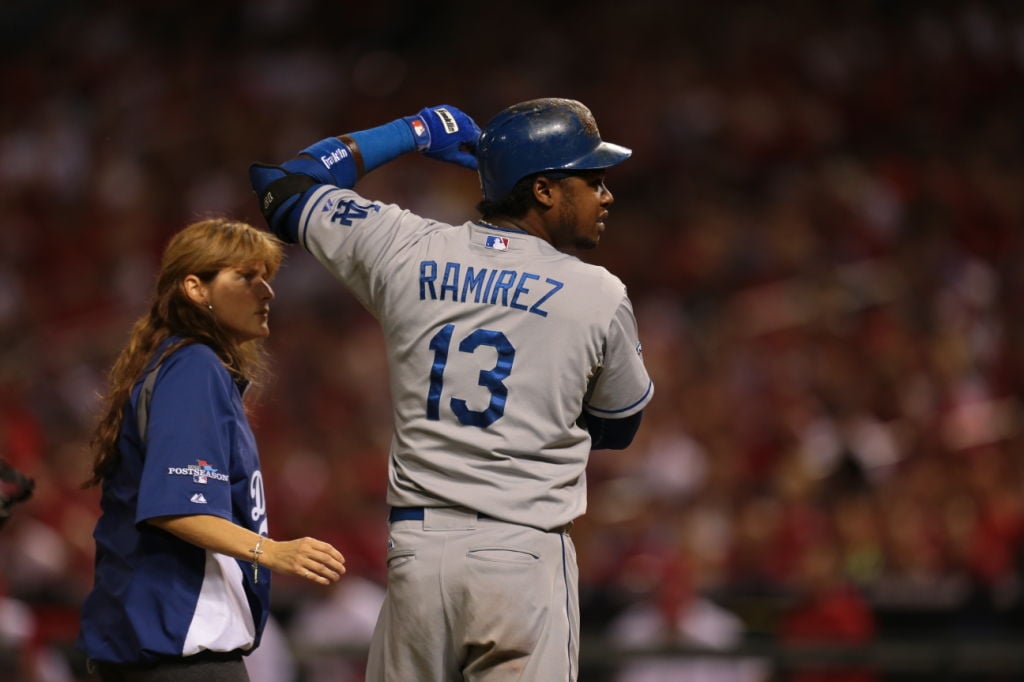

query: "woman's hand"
left=148, top=514, right=346, bottom=585
left=261, top=536, right=346, bottom=585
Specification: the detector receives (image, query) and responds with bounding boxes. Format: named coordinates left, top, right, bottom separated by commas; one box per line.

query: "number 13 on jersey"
left=426, top=323, right=515, bottom=428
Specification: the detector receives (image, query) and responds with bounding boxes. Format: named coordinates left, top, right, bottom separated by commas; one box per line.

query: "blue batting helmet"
left=477, top=98, right=632, bottom=203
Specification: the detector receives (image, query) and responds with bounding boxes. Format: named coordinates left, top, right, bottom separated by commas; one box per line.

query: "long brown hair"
left=86, top=218, right=284, bottom=487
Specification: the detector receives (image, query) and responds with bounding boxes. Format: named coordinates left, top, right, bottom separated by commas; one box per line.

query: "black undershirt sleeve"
left=585, top=410, right=643, bottom=450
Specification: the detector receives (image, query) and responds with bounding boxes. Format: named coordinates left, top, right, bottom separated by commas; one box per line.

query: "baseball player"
left=249, top=98, right=653, bottom=681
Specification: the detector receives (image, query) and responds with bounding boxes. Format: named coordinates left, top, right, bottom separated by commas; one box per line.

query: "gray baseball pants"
left=366, top=507, right=578, bottom=681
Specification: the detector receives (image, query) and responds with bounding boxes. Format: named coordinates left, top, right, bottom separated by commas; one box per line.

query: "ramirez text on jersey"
left=419, top=260, right=564, bottom=318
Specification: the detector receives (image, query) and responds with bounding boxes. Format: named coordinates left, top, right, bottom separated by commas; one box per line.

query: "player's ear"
left=533, top=176, right=557, bottom=208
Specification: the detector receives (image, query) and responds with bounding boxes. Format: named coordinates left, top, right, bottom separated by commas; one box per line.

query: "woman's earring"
left=207, top=303, right=213, bottom=311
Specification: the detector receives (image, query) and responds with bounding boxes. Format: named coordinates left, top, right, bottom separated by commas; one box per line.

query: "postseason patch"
left=484, top=235, right=510, bottom=251
left=167, top=459, right=230, bottom=485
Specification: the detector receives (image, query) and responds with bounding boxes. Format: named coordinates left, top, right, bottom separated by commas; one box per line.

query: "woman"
left=79, top=218, right=345, bottom=682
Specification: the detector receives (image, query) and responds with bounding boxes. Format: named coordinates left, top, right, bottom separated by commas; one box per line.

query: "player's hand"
left=262, top=537, right=346, bottom=585
left=403, top=105, right=481, bottom=170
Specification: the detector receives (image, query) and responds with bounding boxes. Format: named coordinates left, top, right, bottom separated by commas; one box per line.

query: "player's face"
left=204, top=264, right=275, bottom=343
left=551, top=170, right=614, bottom=250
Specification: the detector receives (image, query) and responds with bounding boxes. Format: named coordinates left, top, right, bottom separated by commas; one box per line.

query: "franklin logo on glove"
left=321, top=147, right=350, bottom=169
left=432, top=107, right=459, bottom=134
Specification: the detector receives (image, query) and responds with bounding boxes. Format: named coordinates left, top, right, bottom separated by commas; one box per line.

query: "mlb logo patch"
left=194, top=459, right=217, bottom=484
left=410, top=119, right=427, bottom=140
left=485, top=235, right=510, bottom=251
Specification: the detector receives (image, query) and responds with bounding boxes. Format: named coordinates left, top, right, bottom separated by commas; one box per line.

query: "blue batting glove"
left=402, top=105, right=481, bottom=170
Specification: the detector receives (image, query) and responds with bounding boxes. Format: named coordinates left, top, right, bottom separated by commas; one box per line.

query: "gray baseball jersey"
left=295, top=186, right=653, bottom=531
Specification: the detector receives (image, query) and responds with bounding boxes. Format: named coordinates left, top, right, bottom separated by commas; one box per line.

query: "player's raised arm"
left=248, top=105, right=481, bottom=242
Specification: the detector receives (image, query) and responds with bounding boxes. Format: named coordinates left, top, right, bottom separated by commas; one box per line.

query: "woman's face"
left=189, top=264, right=275, bottom=343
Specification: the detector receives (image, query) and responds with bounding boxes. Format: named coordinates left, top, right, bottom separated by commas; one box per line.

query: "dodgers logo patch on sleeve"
left=485, top=235, right=509, bottom=251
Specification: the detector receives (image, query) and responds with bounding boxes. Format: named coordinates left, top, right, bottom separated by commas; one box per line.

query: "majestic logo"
left=190, top=493, right=208, bottom=504
left=167, top=460, right=230, bottom=485
left=484, top=235, right=509, bottom=251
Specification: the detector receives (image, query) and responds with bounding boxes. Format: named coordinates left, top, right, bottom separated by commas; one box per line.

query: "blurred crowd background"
left=2, top=0, right=1023, bottom=680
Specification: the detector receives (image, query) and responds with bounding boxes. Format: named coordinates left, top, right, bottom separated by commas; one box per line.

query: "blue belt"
left=389, top=507, right=572, bottom=533
left=388, top=507, right=493, bottom=523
